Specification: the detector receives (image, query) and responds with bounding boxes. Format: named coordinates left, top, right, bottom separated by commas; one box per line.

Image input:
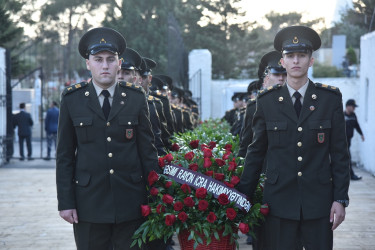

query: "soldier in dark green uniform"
left=237, top=26, right=350, bottom=249
left=117, top=47, right=142, bottom=83
left=223, top=93, right=242, bottom=126
left=56, top=27, right=159, bottom=250
left=230, top=93, right=247, bottom=136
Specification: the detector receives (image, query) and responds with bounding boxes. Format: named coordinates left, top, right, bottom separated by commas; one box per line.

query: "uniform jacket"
left=152, top=97, right=172, bottom=150
left=223, top=108, right=236, bottom=126
left=45, top=106, right=59, bottom=133
left=171, top=104, right=184, bottom=133
left=56, top=81, right=159, bottom=223
left=238, top=99, right=256, bottom=157
left=147, top=95, right=166, bottom=156
left=237, top=81, right=350, bottom=220
left=13, top=110, right=33, bottom=136
left=150, top=92, right=175, bottom=135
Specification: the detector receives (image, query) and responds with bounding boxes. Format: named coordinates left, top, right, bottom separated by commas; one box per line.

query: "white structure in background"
left=359, top=31, right=375, bottom=174
left=0, top=47, right=6, bottom=166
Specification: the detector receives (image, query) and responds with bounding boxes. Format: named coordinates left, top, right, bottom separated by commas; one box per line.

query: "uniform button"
left=107, top=122, right=110, bottom=126
left=298, top=127, right=303, bottom=132
left=297, top=142, right=302, bottom=147
left=80, top=122, right=83, bottom=126
left=128, top=122, right=131, bottom=125
left=108, top=153, right=113, bottom=158
left=298, top=156, right=302, bottom=161
left=107, top=137, right=111, bottom=142
left=274, top=127, right=277, bottom=130
left=76, top=180, right=78, bottom=184
left=298, top=172, right=302, bottom=177
left=320, top=126, right=323, bottom=129
left=110, top=169, right=114, bottom=174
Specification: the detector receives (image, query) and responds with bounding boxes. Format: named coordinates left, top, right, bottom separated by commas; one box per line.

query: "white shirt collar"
left=286, top=79, right=309, bottom=99
left=92, top=81, right=116, bottom=97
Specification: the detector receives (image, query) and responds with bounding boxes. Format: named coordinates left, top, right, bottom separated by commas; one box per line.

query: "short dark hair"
left=52, top=101, right=58, bottom=106
left=19, top=103, right=25, bottom=109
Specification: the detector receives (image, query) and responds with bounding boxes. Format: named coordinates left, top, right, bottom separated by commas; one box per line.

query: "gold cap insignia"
left=293, top=36, right=299, bottom=44
left=100, top=38, right=106, bottom=44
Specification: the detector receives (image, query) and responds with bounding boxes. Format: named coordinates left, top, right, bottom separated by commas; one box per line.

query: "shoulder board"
left=314, top=83, right=341, bottom=95
left=152, top=91, right=168, bottom=99
left=258, top=84, right=282, bottom=98
left=148, top=95, right=154, bottom=101
left=153, top=96, right=161, bottom=102
left=62, top=82, right=88, bottom=96
left=191, top=105, right=198, bottom=108
left=119, top=81, right=145, bottom=93
left=247, top=98, right=256, bottom=105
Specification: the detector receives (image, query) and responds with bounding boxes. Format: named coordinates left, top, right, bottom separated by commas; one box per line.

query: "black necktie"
left=101, top=90, right=111, bottom=120
left=293, top=91, right=302, bottom=118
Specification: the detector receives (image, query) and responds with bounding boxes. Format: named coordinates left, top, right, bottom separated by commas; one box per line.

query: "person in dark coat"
left=237, top=26, right=350, bottom=250
left=56, top=27, right=159, bottom=250
left=44, top=101, right=59, bottom=159
left=344, top=99, right=365, bottom=180
left=13, top=102, right=34, bottom=160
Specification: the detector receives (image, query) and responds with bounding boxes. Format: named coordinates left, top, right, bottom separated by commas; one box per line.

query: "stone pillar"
left=0, top=48, right=6, bottom=166
left=189, top=49, right=212, bottom=120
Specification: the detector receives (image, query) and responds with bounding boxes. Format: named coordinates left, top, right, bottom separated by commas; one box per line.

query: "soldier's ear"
left=309, top=57, right=314, bottom=68
left=86, top=59, right=90, bottom=71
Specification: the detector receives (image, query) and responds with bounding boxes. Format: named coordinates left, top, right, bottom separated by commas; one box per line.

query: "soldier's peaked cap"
left=261, top=51, right=286, bottom=74
left=274, top=26, right=321, bottom=54
left=150, top=77, right=164, bottom=91
left=79, top=27, right=126, bottom=59
left=119, top=48, right=142, bottom=70
left=140, top=57, right=157, bottom=76
left=154, top=75, right=173, bottom=91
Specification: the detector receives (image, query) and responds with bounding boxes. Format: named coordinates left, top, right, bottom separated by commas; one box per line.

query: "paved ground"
left=1, top=141, right=374, bottom=249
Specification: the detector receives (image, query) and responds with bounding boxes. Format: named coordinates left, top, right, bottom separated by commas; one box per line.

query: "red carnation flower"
left=162, top=194, right=174, bottom=204
left=205, top=170, right=213, bottom=176
left=239, top=222, right=249, bottom=234
left=165, top=153, right=173, bottom=163
left=158, top=157, right=165, bottom=168
left=195, top=187, right=207, bottom=199
left=203, top=158, right=212, bottom=168
left=207, top=212, right=217, bottom=223
left=178, top=212, right=188, bottom=222
left=231, top=176, right=240, bottom=185
left=203, top=148, right=213, bottom=158
left=214, top=173, right=225, bottom=181
left=215, top=158, right=226, bottom=166
left=165, top=181, right=173, bottom=188
left=226, top=208, right=237, bottom=220
left=208, top=141, right=216, bottom=149
left=173, top=201, right=184, bottom=211
left=198, top=200, right=209, bottom=211
left=184, top=152, right=195, bottom=161
left=156, top=204, right=165, bottom=214
left=224, top=144, right=232, bottom=151
left=224, top=181, right=234, bottom=188
left=165, top=214, right=176, bottom=226
left=218, top=193, right=229, bottom=205
left=148, top=171, right=159, bottom=186
left=200, top=144, right=208, bottom=150
left=141, top=205, right=151, bottom=217
left=222, top=152, right=231, bottom=160
left=171, top=143, right=180, bottom=152
left=181, top=184, right=191, bottom=194
left=189, top=163, right=199, bottom=172
left=228, top=161, right=237, bottom=171
left=189, top=140, right=200, bottom=149
left=183, top=197, right=195, bottom=207
left=260, top=203, right=269, bottom=216
left=150, top=187, right=159, bottom=196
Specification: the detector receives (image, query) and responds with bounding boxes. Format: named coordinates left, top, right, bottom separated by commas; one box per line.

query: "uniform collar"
left=286, top=79, right=309, bottom=99
left=92, top=81, right=116, bottom=97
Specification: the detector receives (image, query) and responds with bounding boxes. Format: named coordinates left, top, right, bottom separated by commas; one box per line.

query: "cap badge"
left=293, top=36, right=299, bottom=44
left=100, top=38, right=107, bottom=44
left=279, top=97, right=284, bottom=102
left=278, top=60, right=282, bottom=66
left=312, top=94, right=317, bottom=100
left=310, top=106, right=315, bottom=111
left=85, top=91, right=89, bottom=96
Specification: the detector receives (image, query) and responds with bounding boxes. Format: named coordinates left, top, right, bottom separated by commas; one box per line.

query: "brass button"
left=107, top=122, right=110, bottom=127
left=298, top=172, right=302, bottom=177
left=76, top=180, right=78, bottom=184
left=107, top=137, right=111, bottom=142
left=80, top=122, right=83, bottom=126
left=122, top=92, right=126, bottom=97
left=110, top=169, right=114, bottom=174
left=330, top=178, right=333, bottom=181
left=128, top=122, right=131, bottom=125
left=108, top=153, right=113, bottom=158
left=320, top=126, right=323, bottom=129
left=297, top=142, right=302, bottom=147
left=298, top=127, right=303, bottom=132
left=274, top=127, right=277, bottom=130
left=298, top=156, right=302, bottom=161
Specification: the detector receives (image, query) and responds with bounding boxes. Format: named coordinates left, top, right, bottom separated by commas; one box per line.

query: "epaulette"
left=315, top=83, right=341, bottom=95
left=119, top=81, right=145, bottom=93
left=152, top=91, right=168, bottom=99
left=153, top=96, right=161, bottom=102
left=148, top=95, right=154, bottom=101
left=62, top=82, right=88, bottom=96
left=247, top=98, right=256, bottom=105
left=257, top=84, right=282, bottom=98
left=191, top=105, right=198, bottom=108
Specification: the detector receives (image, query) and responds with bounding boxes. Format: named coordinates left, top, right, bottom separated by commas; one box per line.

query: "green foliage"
left=346, top=46, right=357, bottom=65
left=313, top=62, right=343, bottom=78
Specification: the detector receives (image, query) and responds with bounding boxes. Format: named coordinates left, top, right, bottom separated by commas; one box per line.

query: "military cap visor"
left=154, top=75, right=173, bottom=91
left=79, top=27, right=126, bottom=59
left=269, top=67, right=287, bottom=74
left=119, top=48, right=142, bottom=70
left=150, top=77, right=164, bottom=91
left=274, top=26, right=321, bottom=54
left=140, top=58, right=157, bottom=76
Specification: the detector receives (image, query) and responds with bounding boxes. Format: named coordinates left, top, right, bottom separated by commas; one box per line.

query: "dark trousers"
left=46, top=132, right=57, bottom=157
left=260, top=214, right=333, bottom=250
left=347, top=138, right=356, bottom=177
left=73, top=219, right=145, bottom=250
left=18, top=135, right=32, bottom=158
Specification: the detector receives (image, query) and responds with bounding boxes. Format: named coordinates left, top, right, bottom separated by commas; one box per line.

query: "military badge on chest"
left=317, top=133, right=325, bottom=143
left=126, top=129, right=134, bottom=139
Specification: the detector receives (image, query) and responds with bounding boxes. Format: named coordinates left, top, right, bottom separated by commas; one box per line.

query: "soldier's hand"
left=59, top=209, right=79, bottom=224
left=361, top=135, right=365, bottom=141
left=330, top=201, right=345, bottom=230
